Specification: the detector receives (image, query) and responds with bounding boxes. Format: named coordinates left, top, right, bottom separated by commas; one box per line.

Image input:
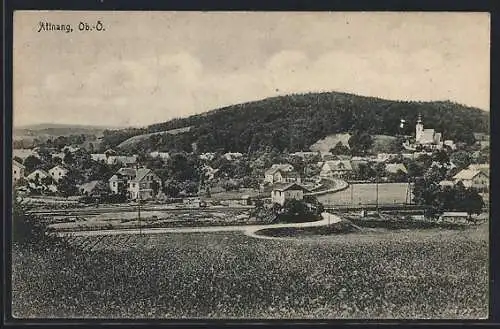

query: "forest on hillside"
left=100, top=91, right=489, bottom=153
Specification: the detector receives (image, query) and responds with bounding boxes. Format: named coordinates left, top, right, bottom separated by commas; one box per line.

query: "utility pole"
left=350, top=183, right=354, bottom=206
left=138, top=190, right=141, bottom=236
left=375, top=174, right=379, bottom=213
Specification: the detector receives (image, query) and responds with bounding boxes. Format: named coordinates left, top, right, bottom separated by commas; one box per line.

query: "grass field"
left=12, top=224, right=488, bottom=319
left=317, top=183, right=411, bottom=206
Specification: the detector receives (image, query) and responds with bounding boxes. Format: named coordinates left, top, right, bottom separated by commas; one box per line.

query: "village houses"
left=48, top=165, right=68, bottom=182
left=78, top=180, right=101, bottom=196
left=109, top=167, right=162, bottom=200
left=149, top=151, right=170, bottom=160
left=452, top=169, right=489, bottom=192
left=264, top=164, right=299, bottom=184
left=26, top=169, right=50, bottom=182
left=319, top=160, right=353, bottom=178
left=271, top=182, right=311, bottom=206
left=12, top=160, right=25, bottom=184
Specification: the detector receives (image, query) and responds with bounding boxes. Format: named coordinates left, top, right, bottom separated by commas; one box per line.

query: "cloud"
left=13, top=12, right=489, bottom=127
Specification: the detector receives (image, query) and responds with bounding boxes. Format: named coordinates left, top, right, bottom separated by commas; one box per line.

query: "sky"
left=13, top=11, right=490, bottom=127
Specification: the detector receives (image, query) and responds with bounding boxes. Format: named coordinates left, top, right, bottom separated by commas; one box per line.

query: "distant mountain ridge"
left=93, top=91, right=491, bottom=153
left=15, top=123, right=127, bottom=131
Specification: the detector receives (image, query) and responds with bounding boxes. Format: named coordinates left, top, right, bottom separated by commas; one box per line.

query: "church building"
left=415, top=114, right=443, bottom=149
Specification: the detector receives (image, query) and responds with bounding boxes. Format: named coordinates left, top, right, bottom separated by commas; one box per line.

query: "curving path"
left=54, top=212, right=343, bottom=240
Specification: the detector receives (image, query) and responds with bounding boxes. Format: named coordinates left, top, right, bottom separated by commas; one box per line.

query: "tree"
left=23, top=155, right=42, bottom=172
left=92, top=180, right=110, bottom=198
left=389, top=169, right=408, bottom=183
left=432, top=149, right=450, bottom=165
left=413, top=178, right=444, bottom=219
left=373, top=162, right=386, bottom=180
left=462, top=188, right=485, bottom=220
left=349, top=131, right=373, bottom=155
left=405, top=160, right=423, bottom=180
left=57, top=171, right=79, bottom=197
left=423, top=164, right=446, bottom=184
left=330, top=141, right=350, bottom=155
left=416, top=153, right=433, bottom=170
left=387, top=137, right=404, bottom=153
left=450, top=151, right=472, bottom=170
left=451, top=183, right=484, bottom=220
left=221, top=179, right=240, bottom=191
left=151, top=180, right=160, bottom=196
left=63, top=149, right=74, bottom=166
left=282, top=199, right=308, bottom=217
left=163, top=179, right=181, bottom=198
left=41, top=176, right=53, bottom=187
left=355, top=162, right=375, bottom=181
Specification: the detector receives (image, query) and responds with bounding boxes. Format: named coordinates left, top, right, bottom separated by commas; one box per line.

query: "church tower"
left=415, top=114, right=424, bottom=142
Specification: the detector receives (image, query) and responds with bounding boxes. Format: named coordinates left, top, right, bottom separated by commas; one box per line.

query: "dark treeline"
left=101, top=92, right=489, bottom=153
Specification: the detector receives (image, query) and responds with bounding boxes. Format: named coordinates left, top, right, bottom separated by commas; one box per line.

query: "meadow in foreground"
left=11, top=224, right=488, bottom=319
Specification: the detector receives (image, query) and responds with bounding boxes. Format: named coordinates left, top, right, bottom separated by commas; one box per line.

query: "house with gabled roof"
left=453, top=169, right=489, bottom=191
left=319, top=160, right=353, bottom=178
left=127, top=168, right=162, bottom=200
left=26, top=169, right=50, bottom=182
left=468, top=164, right=489, bottom=177
left=48, top=165, right=68, bottom=182
left=264, top=164, right=299, bottom=184
left=13, top=160, right=25, bottom=184
left=109, top=167, right=162, bottom=200
left=271, top=182, right=311, bottom=206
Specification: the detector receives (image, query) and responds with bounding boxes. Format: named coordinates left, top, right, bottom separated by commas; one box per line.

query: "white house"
left=439, top=180, right=455, bottom=188
left=199, top=153, right=216, bottom=161
left=109, top=174, right=126, bottom=194
left=453, top=169, right=489, bottom=191
left=91, top=153, right=108, bottom=162
left=223, top=152, right=243, bottom=161
left=12, top=160, right=25, bottom=184
left=377, top=153, right=400, bottom=162
left=271, top=182, right=311, bottom=206
left=149, top=151, right=170, bottom=160
left=78, top=180, right=100, bottom=196
left=444, top=140, right=456, bottom=150
left=26, top=169, right=50, bottom=182
left=109, top=167, right=140, bottom=194
left=127, top=168, right=162, bottom=200
left=107, top=155, right=138, bottom=166
left=48, top=165, right=68, bottom=182
left=62, top=145, right=80, bottom=153
left=264, top=164, right=298, bottom=184
left=319, top=160, right=353, bottom=178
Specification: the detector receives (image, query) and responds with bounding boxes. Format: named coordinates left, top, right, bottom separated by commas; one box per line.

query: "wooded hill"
left=101, top=91, right=489, bottom=153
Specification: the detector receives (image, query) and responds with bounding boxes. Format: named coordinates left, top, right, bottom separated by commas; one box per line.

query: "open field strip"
left=13, top=224, right=488, bottom=319
left=54, top=213, right=336, bottom=241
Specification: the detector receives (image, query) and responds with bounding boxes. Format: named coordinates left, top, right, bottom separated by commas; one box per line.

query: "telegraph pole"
left=138, top=191, right=141, bottom=235
left=375, top=174, right=379, bottom=212
left=350, top=183, right=354, bottom=206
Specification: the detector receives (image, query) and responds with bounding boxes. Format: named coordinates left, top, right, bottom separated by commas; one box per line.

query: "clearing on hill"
left=309, top=133, right=397, bottom=153
left=117, top=126, right=193, bottom=149
left=309, top=133, right=351, bottom=152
